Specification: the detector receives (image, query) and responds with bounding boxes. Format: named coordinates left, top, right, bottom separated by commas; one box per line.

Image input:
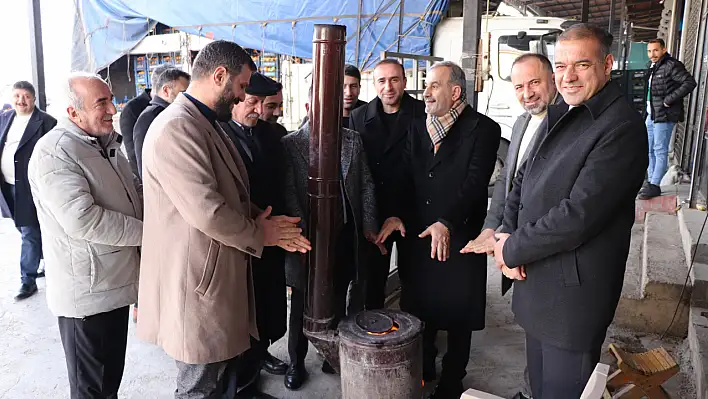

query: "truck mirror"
left=529, top=40, right=547, bottom=56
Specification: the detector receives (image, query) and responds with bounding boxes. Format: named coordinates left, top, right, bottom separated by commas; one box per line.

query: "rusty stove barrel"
left=339, top=310, right=423, bottom=398
left=304, top=25, right=423, bottom=396
left=303, top=24, right=346, bottom=368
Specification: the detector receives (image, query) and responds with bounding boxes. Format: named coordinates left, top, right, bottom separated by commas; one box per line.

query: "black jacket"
left=648, top=53, right=696, bottom=123
left=134, top=96, right=170, bottom=177
left=350, top=93, right=425, bottom=223
left=119, top=89, right=151, bottom=177
left=0, top=108, right=57, bottom=226
left=501, top=82, right=648, bottom=351
left=219, top=118, right=288, bottom=342
left=399, top=105, right=500, bottom=330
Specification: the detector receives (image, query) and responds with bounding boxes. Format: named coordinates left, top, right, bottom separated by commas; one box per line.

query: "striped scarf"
left=426, top=94, right=468, bottom=153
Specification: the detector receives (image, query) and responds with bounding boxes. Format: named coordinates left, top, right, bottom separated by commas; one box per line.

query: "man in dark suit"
left=494, top=24, right=648, bottom=399
left=352, top=59, right=426, bottom=310
left=380, top=61, right=500, bottom=399
left=219, top=72, right=289, bottom=394
left=119, top=64, right=171, bottom=177
left=0, top=81, right=57, bottom=300
left=281, top=86, right=379, bottom=390
left=133, top=68, right=190, bottom=177
left=462, top=53, right=558, bottom=399
left=259, top=83, right=288, bottom=138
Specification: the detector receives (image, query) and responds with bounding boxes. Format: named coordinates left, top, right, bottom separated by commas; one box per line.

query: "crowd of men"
left=0, top=22, right=698, bottom=399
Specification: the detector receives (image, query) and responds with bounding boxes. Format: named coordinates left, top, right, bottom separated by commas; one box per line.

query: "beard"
left=522, top=98, right=548, bottom=115
left=215, top=78, right=238, bottom=122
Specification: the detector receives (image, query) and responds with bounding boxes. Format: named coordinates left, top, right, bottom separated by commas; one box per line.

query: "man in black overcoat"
left=219, top=72, right=289, bottom=393
left=379, top=61, right=500, bottom=399
left=494, top=24, right=649, bottom=399
left=351, top=59, right=426, bottom=310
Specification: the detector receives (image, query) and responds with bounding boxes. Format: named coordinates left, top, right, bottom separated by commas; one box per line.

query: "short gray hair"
left=67, top=71, right=106, bottom=110
left=153, top=68, right=191, bottom=92
left=558, top=23, right=613, bottom=60
left=429, top=61, right=467, bottom=97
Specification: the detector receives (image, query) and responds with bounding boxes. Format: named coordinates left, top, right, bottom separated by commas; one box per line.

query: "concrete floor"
left=0, top=218, right=696, bottom=398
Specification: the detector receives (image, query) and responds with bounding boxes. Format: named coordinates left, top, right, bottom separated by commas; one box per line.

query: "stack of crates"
left=628, top=70, right=649, bottom=119
left=608, top=69, right=649, bottom=119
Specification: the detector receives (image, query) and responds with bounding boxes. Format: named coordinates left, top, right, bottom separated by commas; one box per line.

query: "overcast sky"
left=0, top=0, right=73, bottom=115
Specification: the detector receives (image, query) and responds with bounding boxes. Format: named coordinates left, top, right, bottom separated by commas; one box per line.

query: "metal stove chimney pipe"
left=303, top=23, right=346, bottom=370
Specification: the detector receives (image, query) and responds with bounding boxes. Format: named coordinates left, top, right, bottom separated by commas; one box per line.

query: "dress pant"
left=422, top=325, right=472, bottom=387
left=288, top=223, right=358, bottom=367
left=175, top=349, right=260, bottom=399
left=365, top=238, right=394, bottom=310
left=525, top=332, right=602, bottom=399
left=1, top=182, right=42, bottom=285
left=57, top=306, right=130, bottom=399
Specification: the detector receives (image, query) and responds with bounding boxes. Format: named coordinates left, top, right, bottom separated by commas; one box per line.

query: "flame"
left=365, top=324, right=399, bottom=336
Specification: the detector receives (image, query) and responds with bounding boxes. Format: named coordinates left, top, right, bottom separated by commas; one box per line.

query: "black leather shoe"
left=428, top=380, right=464, bottom=399
left=511, top=392, right=533, bottom=399
left=262, top=352, right=288, bottom=375
left=321, top=360, right=337, bottom=374
left=423, top=364, right=437, bottom=382
left=284, top=365, right=308, bottom=390
left=637, top=183, right=661, bottom=200
left=15, top=283, right=38, bottom=300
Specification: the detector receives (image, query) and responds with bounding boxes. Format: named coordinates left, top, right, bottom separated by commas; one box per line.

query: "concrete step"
left=615, top=212, right=691, bottom=337
left=678, top=208, right=708, bottom=308
left=688, top=306, right=708, bottom=399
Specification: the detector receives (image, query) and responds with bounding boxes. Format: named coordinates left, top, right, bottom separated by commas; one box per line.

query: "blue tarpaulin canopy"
left=72, top=0, right=449, bottom=73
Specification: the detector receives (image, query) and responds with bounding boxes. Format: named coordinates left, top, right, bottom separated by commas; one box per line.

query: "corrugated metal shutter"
left=676, top=0, right=703, bottom=169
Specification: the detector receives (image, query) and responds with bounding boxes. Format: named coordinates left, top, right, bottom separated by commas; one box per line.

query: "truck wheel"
left=488, top=138, right=510, bottom=197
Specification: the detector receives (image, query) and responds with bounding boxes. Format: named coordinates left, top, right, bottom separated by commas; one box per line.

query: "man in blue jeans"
left=0, top=81, right=56, bottom=300
left=638, top=38, right=696, bottom=199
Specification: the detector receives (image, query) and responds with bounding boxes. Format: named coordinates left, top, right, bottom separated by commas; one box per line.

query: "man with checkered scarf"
left=379, top=61, right=501, bottom=399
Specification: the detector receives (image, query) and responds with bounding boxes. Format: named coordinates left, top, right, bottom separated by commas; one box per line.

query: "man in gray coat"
left=463, top=53, right=558, bottom=290
left=281, top=87, right=379, bottom=390
left=462, top=53, right=557, bottom=399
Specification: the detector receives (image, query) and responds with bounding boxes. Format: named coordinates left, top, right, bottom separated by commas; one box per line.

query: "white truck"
left=433, top=15, right=568, bottom=192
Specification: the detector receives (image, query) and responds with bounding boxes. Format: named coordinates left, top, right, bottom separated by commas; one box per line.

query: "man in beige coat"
left=137, top=40, right=310, bottom=399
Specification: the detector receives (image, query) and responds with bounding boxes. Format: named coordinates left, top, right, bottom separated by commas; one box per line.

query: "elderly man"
left=137, top=40, right=310, bottom=399
left=352, top=59, right=426, bottom=310
left=379, top=61, right=500, bottom=398
left=133, top=67, right=191, bottom=176
left=0, top=80, right=56, bottom=300
left=494, top=24, right=648, bottom=398
left=463, top=53, right=558, bottom=399
left=258, top=79, right=288, bottom=138
left=281, top=86, right=378, bottom=390
left=28, top=72, right=142, bottom=398
left=220, top=72, right=290, bottom=386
